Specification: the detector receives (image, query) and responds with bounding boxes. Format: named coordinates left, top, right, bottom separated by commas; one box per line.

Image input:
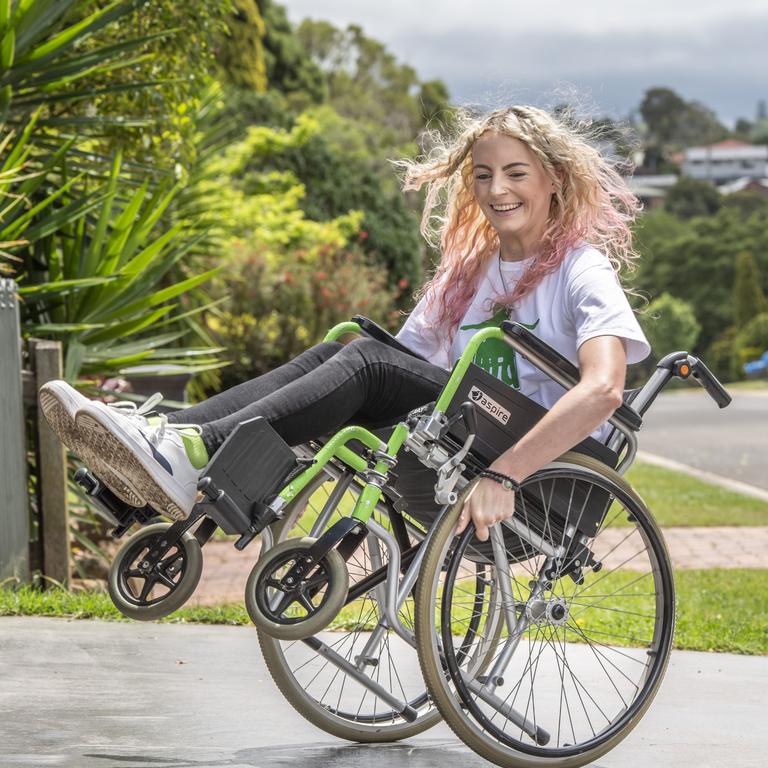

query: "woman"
left=40, top=106, right=649, bottom=542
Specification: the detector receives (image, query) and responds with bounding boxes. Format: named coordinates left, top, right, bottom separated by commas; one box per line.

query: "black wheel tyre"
left=245, top=536, right=349, bottom=641
left=108, top=522, right=203, bottom=621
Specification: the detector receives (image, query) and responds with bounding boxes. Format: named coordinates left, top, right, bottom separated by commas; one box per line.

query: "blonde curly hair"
left=396, top=106, right=641, bottom=336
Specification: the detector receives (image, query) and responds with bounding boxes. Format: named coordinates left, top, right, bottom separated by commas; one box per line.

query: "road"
left=1, top=617, right=766, bottom=768
left=638, top=390, right=767, bottom=490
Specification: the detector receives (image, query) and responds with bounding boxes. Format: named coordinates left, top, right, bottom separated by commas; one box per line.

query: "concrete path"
left=640, top=390, right=767, bottom=491
left=183, top=526, right=768, bottom=606
left=0, top=617, right=765, bottom=768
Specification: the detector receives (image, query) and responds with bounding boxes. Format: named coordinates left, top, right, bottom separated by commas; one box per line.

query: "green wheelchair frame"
left=96, top=315, right=731, bottom=765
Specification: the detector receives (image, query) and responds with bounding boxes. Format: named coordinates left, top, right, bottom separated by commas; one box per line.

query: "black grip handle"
left=689, top=357, right=732, bottom=409
left=460, top=401, right=478, bottom=437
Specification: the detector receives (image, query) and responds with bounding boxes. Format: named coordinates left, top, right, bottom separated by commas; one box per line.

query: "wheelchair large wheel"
left=108, top=523, right=203, bottom=621
left=415, top=452, right=676, bottom=768
left=256, top=463, right=443, bottom=742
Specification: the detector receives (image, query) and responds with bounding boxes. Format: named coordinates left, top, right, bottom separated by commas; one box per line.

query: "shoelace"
left=151, top=413, right=202, bottom=446
left=108, top=392, right=165, bottom=424
left=109, top=392, right=202, bottom=446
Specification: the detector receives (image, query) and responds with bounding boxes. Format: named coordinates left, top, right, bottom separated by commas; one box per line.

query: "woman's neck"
left=498, top=240, right=533, bottom=263
left=498, top=231, right=542, bottom=262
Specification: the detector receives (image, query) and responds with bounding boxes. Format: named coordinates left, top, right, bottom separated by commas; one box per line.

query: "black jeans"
left=167, top=338, right=450, bottom=456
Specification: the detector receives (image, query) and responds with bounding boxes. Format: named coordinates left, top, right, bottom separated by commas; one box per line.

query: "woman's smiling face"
left=471, top=132, right=555, bottom=258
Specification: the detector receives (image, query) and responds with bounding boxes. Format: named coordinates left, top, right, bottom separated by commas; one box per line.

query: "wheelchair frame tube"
left=324, top=321, right=363, bottom=342
left=276, top=424, right=411, bottom=526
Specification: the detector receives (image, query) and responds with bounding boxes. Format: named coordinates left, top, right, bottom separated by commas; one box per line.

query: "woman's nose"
left=489, top=172, right=509, bottom=197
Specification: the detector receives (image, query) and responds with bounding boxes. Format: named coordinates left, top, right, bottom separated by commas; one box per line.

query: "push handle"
left=688, top=357, right=732, bottom=409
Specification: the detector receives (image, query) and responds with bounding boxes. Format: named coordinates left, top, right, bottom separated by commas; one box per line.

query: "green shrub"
left=704, top=326, right=738, bottom=382
left=733, top=251, right=767, bottom=329
left=639, top=292, right=701, bottom=360
left=732, top=312, right=768, bottom=379
left=664, top=177, right=722, bottom=219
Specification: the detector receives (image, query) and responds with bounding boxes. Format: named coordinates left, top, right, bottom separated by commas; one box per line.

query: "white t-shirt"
left=396, top=244, right=650, bottom=442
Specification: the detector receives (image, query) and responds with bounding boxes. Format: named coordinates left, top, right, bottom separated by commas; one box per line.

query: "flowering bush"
left=207, top=242, right=404, bottom=389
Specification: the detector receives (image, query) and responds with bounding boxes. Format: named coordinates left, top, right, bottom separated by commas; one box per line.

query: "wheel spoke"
left=138, top=575, right=156, bottom=603
left=432, top=462, right=674, bottom=757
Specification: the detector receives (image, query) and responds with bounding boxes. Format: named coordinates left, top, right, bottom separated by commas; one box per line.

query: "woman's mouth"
left=490, top=202, right=523, bottom=217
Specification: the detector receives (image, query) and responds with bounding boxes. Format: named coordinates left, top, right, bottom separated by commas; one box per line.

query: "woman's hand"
left=455, top=478, right=516, bottom=542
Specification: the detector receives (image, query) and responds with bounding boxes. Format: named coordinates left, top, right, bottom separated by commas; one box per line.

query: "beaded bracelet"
left=478, top=469, right=521, bottom=492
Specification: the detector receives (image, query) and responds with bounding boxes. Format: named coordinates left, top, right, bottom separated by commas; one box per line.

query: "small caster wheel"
left=108, top=522, right=203, bottom=621
left=245, top=537, right=348, bottom=640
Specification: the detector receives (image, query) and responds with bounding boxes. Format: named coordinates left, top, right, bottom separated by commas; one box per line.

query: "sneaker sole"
left=39, top=387, right=145, bottom=508
left=75, top=409, right=189, bottom=521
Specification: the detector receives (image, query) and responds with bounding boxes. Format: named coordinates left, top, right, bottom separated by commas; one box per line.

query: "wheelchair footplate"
left=74, top=468, right=159, bottom=539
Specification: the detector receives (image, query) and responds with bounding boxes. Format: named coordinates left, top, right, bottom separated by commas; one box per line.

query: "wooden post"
left=0, top=279, right=30, bottom=584
left=32, top=339, right=70, bottom=588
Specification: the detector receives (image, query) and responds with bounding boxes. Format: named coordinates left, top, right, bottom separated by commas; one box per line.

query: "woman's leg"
left=66, top=338, right=449, bottom=518
left=166, top=341, right=343, bottom=426
left=198, top=337, right=450, bottom=454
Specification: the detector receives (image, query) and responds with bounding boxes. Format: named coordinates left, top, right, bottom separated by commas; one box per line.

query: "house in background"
left=626, top=173, right=678, bottom=209
left=717, top=176, right=768, bottom=197
left=680, top=139, right=768, bottom=184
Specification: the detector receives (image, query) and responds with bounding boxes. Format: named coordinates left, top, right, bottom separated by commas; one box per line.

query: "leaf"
left=18, top=275, right=115, bottom=296
left=2, top=171, right=86, bottom=239
left=14, top=1, right=135, bottom=67
left=12, top=192, right=109, bottom=243
left=100, top=267, right=220, bottom=322
left=1, top=26, right=14, bottom=70
left=25, top=322, right=104, bottom=333
left=86, top=331, right=187, bottom=358
left=10, top=29, right=172, bottom=80
left=81, top=305, right=175, bottom=345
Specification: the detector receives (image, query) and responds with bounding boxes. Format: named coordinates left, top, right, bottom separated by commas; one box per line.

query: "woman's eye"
left=475, top=174, right=491, bottom=181
left=508, top=173, right=526, bottom=179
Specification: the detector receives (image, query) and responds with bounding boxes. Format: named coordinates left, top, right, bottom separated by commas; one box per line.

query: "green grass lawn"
left=2, top=568, right=766, bottom=655
left=626, top=461, right=768, bottom=527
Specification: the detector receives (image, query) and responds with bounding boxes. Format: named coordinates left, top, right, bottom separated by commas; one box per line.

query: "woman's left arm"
left=456, top=334, right=627, bottom=541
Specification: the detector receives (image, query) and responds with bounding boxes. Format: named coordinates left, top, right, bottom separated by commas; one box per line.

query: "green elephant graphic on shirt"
left=460, top=310, right=539, bottom=387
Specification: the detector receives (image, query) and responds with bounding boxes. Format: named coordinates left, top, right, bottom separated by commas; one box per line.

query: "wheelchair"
left=75, top=315, right=731, bottom=765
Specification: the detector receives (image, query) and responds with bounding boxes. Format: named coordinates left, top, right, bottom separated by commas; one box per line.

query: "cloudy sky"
left=279, top=0, right=768, bottom=125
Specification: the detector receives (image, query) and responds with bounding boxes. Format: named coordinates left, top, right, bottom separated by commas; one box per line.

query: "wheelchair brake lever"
left=434, top=401, right=479, bottom=505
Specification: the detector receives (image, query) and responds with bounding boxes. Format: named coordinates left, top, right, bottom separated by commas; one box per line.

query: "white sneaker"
left=39, top=383, right=166, bottom=508
left=75, top=402, right=201, bottom=520
left=38, top=380, right=91, bottom=455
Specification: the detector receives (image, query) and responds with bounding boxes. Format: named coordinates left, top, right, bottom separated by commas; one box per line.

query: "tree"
left=664, top=178, right=721, bottom=219
left=639, top=87, right=728, bottom=163
left=733, top=251, right=768, bottom=329
left=419, top=79, right=452, bottom=127
left=230, top=106, right=423, bottom=288
left=639, top=293, right=701, bottom=360
left=217, top=0, right=268, bottom=92
left=295, top=18, right=451, bottom=150
left=631, top=205, right=768, bottom=354
left=255, top=0, right=326, bottom=104
left=640, top=87, right=689, bottom=146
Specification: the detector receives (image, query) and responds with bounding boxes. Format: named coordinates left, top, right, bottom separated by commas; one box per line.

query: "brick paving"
left=187, top=526, right=768, bottom=607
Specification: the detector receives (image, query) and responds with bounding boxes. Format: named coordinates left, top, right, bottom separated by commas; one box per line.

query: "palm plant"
left=1, top=0, right=233, bottom=573
left=1, top=0, right=162, bottom=130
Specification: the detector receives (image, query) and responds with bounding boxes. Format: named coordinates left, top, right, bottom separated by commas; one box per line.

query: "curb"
left=637, top=451, right=768, bottom=503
